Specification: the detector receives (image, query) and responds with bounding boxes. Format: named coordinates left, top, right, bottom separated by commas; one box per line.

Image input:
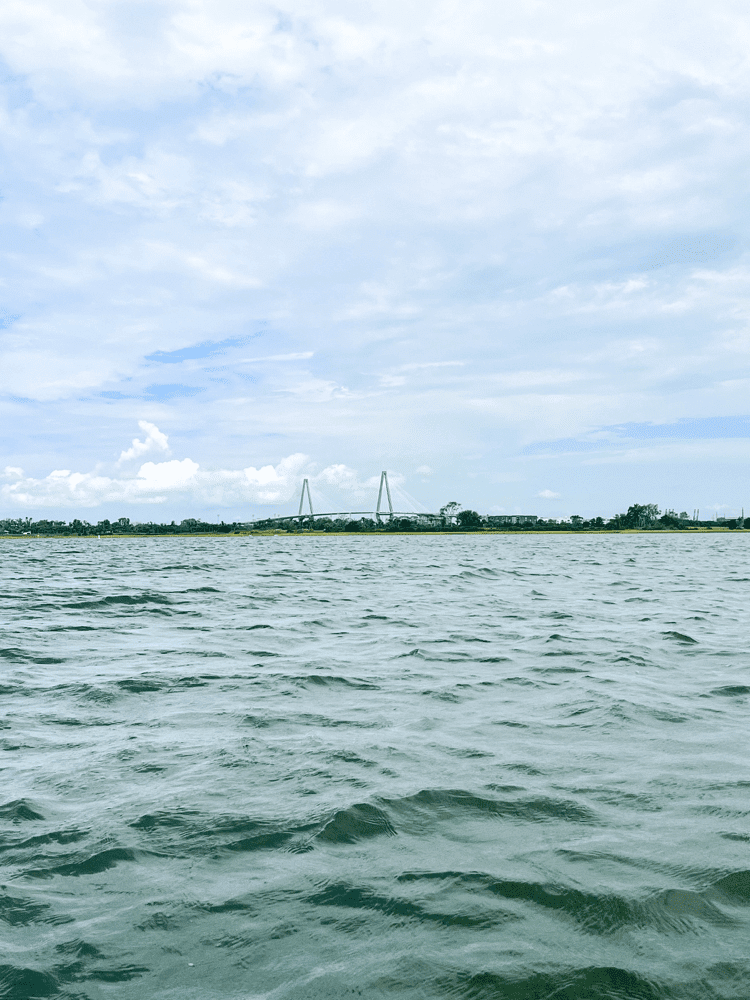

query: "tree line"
left=0, top=517, right=242, bottom=536
left=1, top=504, right=747, bottom=536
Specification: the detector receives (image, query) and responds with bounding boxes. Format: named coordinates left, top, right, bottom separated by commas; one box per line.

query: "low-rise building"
left=484, top=515, right=538, bottom=526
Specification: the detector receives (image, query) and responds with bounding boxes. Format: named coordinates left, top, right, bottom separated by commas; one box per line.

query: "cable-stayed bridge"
left=252, top=472, right=441, bottom=526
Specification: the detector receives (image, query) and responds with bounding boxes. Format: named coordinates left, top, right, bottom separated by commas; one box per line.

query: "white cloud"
left=242, top=453, right=308, bottom=502
left=0, top=455, right=304, bottom=509
left=137, top=457, right=198, bottom=490
left=280, top=379, right=352, bottom=402
left=581, top=439, right=750, bottom=465
left=239, top=353, right=314, bottom=363
left=2, top=458, right=199, bottom=507
left=1, top=424, right=310, bottom=508
left=118, top=420, right=170, bottom=463
left=415, top=465, right=432, bottom=475
left=537, top=489, right=561, bottom=499
left=0, top=436, right=416, bottom=512
left=314, top=464, right=374, bottom=494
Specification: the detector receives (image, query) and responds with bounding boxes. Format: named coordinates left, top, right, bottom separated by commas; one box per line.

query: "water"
left=2, top=534, right=749, bottom=999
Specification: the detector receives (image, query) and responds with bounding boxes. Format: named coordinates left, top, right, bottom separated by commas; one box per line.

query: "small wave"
left=0, top=800, right=45, bottom=822
left=46, top=625, right=99, bottom=632
left=225, top=831, right=296, bottom=852
left=306, top=880, right=509, bottom=929
left=296, top=713, right=383, bottom=729
left=662, top=631, right=698, bottom=643
left=285, top=674, right=380, bottom=690
left=130, top=810, right=316, bottom=856
left=317, top=803, right=396, bottom=844
left=384, top=789, right=599, bottom=825
left=0, top=965, right=60, bottom=999
left=0, top=648, right=64, bottom=664
left=130, top=810, right=200, bottom=831
left=399, top=869, right=737, bottom=935
left=85, top=965, right=150, bottom=983
left=399, top=870, right=643, bottom=934
left=241, top=714, right=273, bottom=728
left=136, top=910, right=184, bottom=931
left=647, top=708, right=689, bottom=724
left=0, top=827, right=88, bottom=856
left=396, top=648, right=485, bottom=662
left=421, top=689, right=463, bottom=703
left=654, top=888, right=732, bottom=925
left=23, top=846, right=158, bottom=879
left=64, top=593, right=174, bottom=609
left=0, top=892, right=53, bottom=926
left=711, top=870, right=750, bottom=903
left=439, top=966, right=668, bottom=1000
left=455, top=568, right=500, bottom=579
left=116, top=678, right=167, bottom=693
left=448, top=633, right=491, bottom=643
left=711, top=685, right=750, bottom=696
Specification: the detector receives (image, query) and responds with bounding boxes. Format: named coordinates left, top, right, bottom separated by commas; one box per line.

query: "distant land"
left=2, top=504, right=748, bottom=536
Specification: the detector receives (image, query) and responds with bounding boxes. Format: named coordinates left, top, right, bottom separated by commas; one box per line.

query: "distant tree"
left=570, top=515, right=584, bottom=526
left=344, top=520, right=362, bottom=531
left=623, top=504, right=660, bottom=528
left=457, top=509, right=482, bottom=528
left=439, top=502, right=461, bottom=520
left=744, top=518, right=750, bottom=530
left=658, top=513, right=681, bottom=528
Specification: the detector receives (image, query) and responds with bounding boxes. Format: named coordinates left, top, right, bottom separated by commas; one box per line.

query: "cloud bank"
left=1, top=424, right=418, bottom=513
left=2, top=1, right=750, bottom=515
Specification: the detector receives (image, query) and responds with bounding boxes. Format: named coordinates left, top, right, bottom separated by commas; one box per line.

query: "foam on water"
left=1, top=534, right=749, bottom=999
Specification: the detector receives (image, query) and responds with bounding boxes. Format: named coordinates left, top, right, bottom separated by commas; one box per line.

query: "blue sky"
left=2, top=0, right=750, bottom=521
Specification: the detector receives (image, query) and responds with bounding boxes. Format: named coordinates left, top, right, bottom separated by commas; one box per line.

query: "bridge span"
left=253, top=472, right=442, bottom=526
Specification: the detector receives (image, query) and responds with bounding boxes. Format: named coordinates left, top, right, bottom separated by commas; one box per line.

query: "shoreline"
left=0, top=527, right=741, bottom=539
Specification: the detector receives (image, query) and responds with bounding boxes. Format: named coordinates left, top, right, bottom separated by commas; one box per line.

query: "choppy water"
left=2, top=534, right=750, bottom=1000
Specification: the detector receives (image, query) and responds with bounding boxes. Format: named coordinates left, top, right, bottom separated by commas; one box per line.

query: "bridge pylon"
left=375, top=471, right=394, bottom=522
left=297, top=478, right=314, bottom=517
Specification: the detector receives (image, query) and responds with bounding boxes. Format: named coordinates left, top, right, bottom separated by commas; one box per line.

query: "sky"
left=2, top=0, right=750, bottom=522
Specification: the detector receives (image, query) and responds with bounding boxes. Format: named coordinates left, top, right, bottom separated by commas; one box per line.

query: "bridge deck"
left=252, top=511, right=440, bottom=524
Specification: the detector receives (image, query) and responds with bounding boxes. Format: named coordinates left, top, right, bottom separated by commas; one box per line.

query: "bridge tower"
left=297, top=478, right=314, bottom=517
left=375, top=471, right=394, bottom=522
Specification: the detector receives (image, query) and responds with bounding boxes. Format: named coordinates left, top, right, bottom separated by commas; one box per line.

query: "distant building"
left=485, top=515, right=538, bottom=526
